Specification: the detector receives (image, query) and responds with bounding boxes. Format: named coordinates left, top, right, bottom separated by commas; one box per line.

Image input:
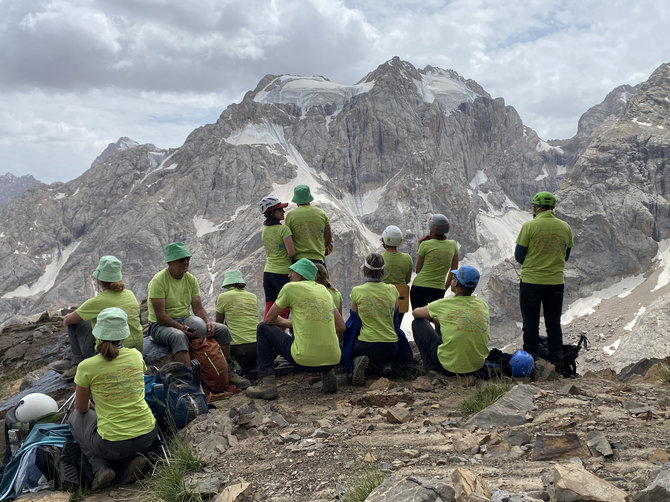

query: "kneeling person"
left=246, top=258, right=345, bottom=400
left=412, top=265, right=490, bottom=376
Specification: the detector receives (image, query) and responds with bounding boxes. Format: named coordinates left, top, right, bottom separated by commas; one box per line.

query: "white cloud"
left=1, top=0, right=669, bottom=182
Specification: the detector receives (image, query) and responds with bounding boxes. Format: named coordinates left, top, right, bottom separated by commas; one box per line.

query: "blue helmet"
left=510, top=350, right=535, bottom=377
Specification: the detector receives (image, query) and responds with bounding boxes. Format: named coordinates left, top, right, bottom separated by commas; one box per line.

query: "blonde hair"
left=99, top=280, right=125, bottom=292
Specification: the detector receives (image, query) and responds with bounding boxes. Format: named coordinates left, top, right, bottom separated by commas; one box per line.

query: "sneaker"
left=245, top=376, right=278, bottom=400
left=50, top=359, right=73, bottom=373
left=229, top=371, right=251, bottom=390
left=60, top=365, right=78, bottom=381
left=381, top=363, right=393, bottom=378
left=91, top=467, right=116, bottom=491
left=321, top=368, right=337, bottom=394
left=118, top=455, right=146, bottom=485
left=351, top=356, right=369, bottom=387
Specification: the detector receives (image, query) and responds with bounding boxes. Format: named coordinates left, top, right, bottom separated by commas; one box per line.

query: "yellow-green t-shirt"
left=76, top=289, right=143, bottom=352
left=427, top=295, right=490, bottom=374
left=275, top=281, right=340, bottom=366
left=74, top=348, right=155, bottom=441
left=382, top=251, right=413, bottom=285
left=147, top=268, right=200, bottom=323
left=328, top=288, right=343, bottom=311
left=216, top=288, right=259, bottom=345
left=412, top=239, right=458, bottom=290
left=350, top=282, right=399, bottom=343
left=285, top=205, right=330, bottom=261
left=262, top=224, right=293, bottom=274
left=516, top=210, right=573, bottom=285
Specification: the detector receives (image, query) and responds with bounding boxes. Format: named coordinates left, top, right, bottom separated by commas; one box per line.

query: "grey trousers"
left=68, top=409, right=157, bottom=472
left=68, top=321, right=96, bottom=365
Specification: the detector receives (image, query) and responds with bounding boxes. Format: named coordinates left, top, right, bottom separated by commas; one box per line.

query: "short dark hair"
left=363, top=253, right=385, bottom=280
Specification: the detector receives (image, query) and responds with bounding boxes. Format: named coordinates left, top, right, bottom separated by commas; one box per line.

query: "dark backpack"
left=145, top=362, right=208, bottom=431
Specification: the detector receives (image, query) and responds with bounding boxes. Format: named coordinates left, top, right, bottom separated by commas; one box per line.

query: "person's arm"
left=412, top=306, right=440, bottom=329
left=215, top=311, right=225, bottom=324
left=404, top=269, right=412, bottom=284
left=333, top=308, right=345, bottom=334
left=565, top=247, right=571, bottom=261
left=515, top=244, right=528, bottom=264
left=63, top=311, right=84, bottom=326
left=74, top=385, right=91, bottom=413
left=151, top=298, right=192, bottom=334
left=264, top=302, right=292, bottom=329
left=191, top=296, right=213, bottom=335
left=350, top=301, right=358, bottom=313
left=415, top=255, right=424, bottom=274
left=324, top=224, right=333, bottom=246
left=284, top=235, right=296, bottom=258
left=445, top=253, right=458, bottom=290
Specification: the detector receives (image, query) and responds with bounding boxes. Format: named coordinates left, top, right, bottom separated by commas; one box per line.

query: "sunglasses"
left=177, top=257, right=191, bottom=263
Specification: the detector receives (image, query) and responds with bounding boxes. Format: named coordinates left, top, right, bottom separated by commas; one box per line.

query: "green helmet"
left=532, top=191, right=556, bottom=208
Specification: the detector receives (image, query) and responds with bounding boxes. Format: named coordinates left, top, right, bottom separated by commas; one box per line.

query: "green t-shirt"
left=147, top=268, right=200, bottom=323
left=262, top=224, right=293, bottom=274
left=412, top=239, right=459, bottom=290
left=350, top=282, right=399, bottom=343
left=427, top=295, right=490, bottom=374
left=275, top=281, right=340, bottom=366
left=216, top=288, right=259, bottom=345
left=328, top=288, right=343, bottom=311
left=285, top=205, right=330, bottom=261
left=382, top=251, right=413, bottom=285
left=76, top=289, right=143, bottom=352
left=516, top=210, right=574, bottom=285
left=74, top=348, right=155, bottom=441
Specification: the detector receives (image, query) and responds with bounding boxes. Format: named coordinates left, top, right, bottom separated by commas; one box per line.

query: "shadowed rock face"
left=0, top=173, right=39, bottom=207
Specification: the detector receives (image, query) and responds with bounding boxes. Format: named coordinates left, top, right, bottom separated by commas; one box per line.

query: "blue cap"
left=451, top=265, right=480, bottom=288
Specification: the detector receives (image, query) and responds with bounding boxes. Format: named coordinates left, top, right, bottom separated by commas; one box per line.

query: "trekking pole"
left=59, top=392, right=76, bottom=423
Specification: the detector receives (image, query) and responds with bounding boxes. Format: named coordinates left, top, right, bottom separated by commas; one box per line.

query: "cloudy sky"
left=1, top=0, right=668, bottom=183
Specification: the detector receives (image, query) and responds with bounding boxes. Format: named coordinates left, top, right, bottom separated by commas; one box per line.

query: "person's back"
left=412, top=238, right=458, bottom=289
left=382, top=250, right=413, bottom=285
left=285, top=205, right=330, bottom=261
left=350, top=281, right=398, bottom=343
left=518, top=211, right=572, bottom=284
left=216, top=287, right=258, bottom=345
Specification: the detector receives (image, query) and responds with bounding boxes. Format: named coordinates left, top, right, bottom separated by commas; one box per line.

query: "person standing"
left=259, top=195, right=295, bottom=317
left=147, top=242, right=250, bottom=389
left=514, top=191, right=573, bottom=366
left=380, top=225, right=413, bottom=324
left=410, top=214, right=459, bottom=309
left=285, top=185, right=333, bottom=265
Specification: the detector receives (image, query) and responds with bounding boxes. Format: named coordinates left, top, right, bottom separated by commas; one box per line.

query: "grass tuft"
left=142, top=436, right=204, bottom=502
left=661, top=366, right=670, bottom=385
left=459, top=381, right=513, bottom=415
left=342, top=469, right=385, bottom=502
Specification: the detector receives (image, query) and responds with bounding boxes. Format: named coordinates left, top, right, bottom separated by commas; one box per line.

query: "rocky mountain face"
left=0, top=57, right=566, bottom=332
left=0, top=172, right=39, bottom=207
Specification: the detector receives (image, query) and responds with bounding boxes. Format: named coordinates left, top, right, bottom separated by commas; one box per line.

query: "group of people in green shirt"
left=56, top=186, right=572, bottom=489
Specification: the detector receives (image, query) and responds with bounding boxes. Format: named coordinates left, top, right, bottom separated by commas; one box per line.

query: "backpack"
left=188, top=336, right=230, bottom=394
left=145, top=362, right=208, bottom=431
left=554, top=334, right=590, bottom=378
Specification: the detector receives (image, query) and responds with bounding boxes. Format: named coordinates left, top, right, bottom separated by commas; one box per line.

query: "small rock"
left=364, top=452, right=377, bottom=463
left=532, top=433, right=590, bottom=461
left=386, top=405, right=410, bottom=424
left=403, top=449, right=420, bottom=458
left=586, top=431, right=614, bottom=457
left=650, top=448, right=670, bottom=464
left=451, top=467, right=491, bottom=500
left=548, top=463, right=626, bottom=502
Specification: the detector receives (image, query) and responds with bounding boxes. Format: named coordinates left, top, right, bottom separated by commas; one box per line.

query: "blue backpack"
left=145, top=362, right=208, bottom=431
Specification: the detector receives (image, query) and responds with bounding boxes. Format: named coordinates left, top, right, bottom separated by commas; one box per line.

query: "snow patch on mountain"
left=466, top=209, right=529, bottom=273
left=341, top=185, right=386, bottom=218
left=2, top=241, right=80, bottom=299
left=651, top=239, right=670, bottom=292
left=414, top=68, right=479, bottom=112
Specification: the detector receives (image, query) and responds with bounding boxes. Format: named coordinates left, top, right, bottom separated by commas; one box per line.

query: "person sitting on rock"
left=215, top=269, right=259, bottom=379
left=57, top=256, right=143, bottom=381
left=285, top=185, right=333, bottom=265
left=246, top=258, right=345, bottom=400
left=147, top=242, right=249, bottom=389
left=69, top=307, right=157, bottom=490
left=348, top=253, right=400, bottom=386
left=410, top=214, right=459, bottom=309
left=412, top=265, right=490, bottom=377
left=380, top=225, right=413, bottom=324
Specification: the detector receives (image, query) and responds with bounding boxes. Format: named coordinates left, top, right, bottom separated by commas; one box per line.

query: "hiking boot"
left=229, top=370, right=251, bottom=390
left=381, top=363, right=393, bottom=378
left=50, top=359, right=73, bottom=373
left=321, top=368, right=337, bottom=394
left=351, top=356, right=369, bottom=387
left=60, top=364, right=78, bottom=381
left=245, top=376, right=278, bottom=400
left=118, top=455, right=146, bottom=485
left=91, top=467, right=116, bottom=491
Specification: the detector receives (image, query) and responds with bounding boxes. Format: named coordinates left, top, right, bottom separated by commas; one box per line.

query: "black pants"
left=519, top=281, right=564, bottom=358
left=256, top=323, right=334, bottom=377
left=410, top=285, right=445, bottom=310
left=352, top=340, right=398, bottom=372
left=231, top=342, right=257, bottom=376
left=263, top=272, right=290, bottom=303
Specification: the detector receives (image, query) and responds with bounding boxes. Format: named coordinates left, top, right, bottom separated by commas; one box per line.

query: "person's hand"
left=206, top=321, right=213, bottom=335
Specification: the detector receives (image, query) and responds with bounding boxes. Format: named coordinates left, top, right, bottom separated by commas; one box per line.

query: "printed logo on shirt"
left=425, top=248, right=452, bottom=267
left=225, top=298, right=258, bottom=317
left=357, top=295, right=395, bottom=319
left=530, top=233, right=568, bottom=257
left=445, top=309, right=489, bottom=334
left=94, top=366, right=145, bottom=401
left=294, top=297, right=333, bottom=322
left=292, top=220, right=324, bottom=239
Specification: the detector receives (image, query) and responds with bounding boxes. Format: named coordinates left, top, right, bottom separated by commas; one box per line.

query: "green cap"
left=92, top=255, right=122, bottom=282
left=292, top=185, right=314, bottom=204
left=165, top=242, right=191, bottom=263
left=221, top=269, right=246, bottom=288
left=289, top=258, right=318, bottom=281
left=93, top=307, right=130, bottom=341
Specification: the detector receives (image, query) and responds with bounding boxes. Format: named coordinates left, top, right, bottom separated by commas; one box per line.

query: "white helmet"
left=258, top=195, right=287, bottom=214
left=382, top=225, right=403, bottom=247
left=15, top=393, right=58, bottom=422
